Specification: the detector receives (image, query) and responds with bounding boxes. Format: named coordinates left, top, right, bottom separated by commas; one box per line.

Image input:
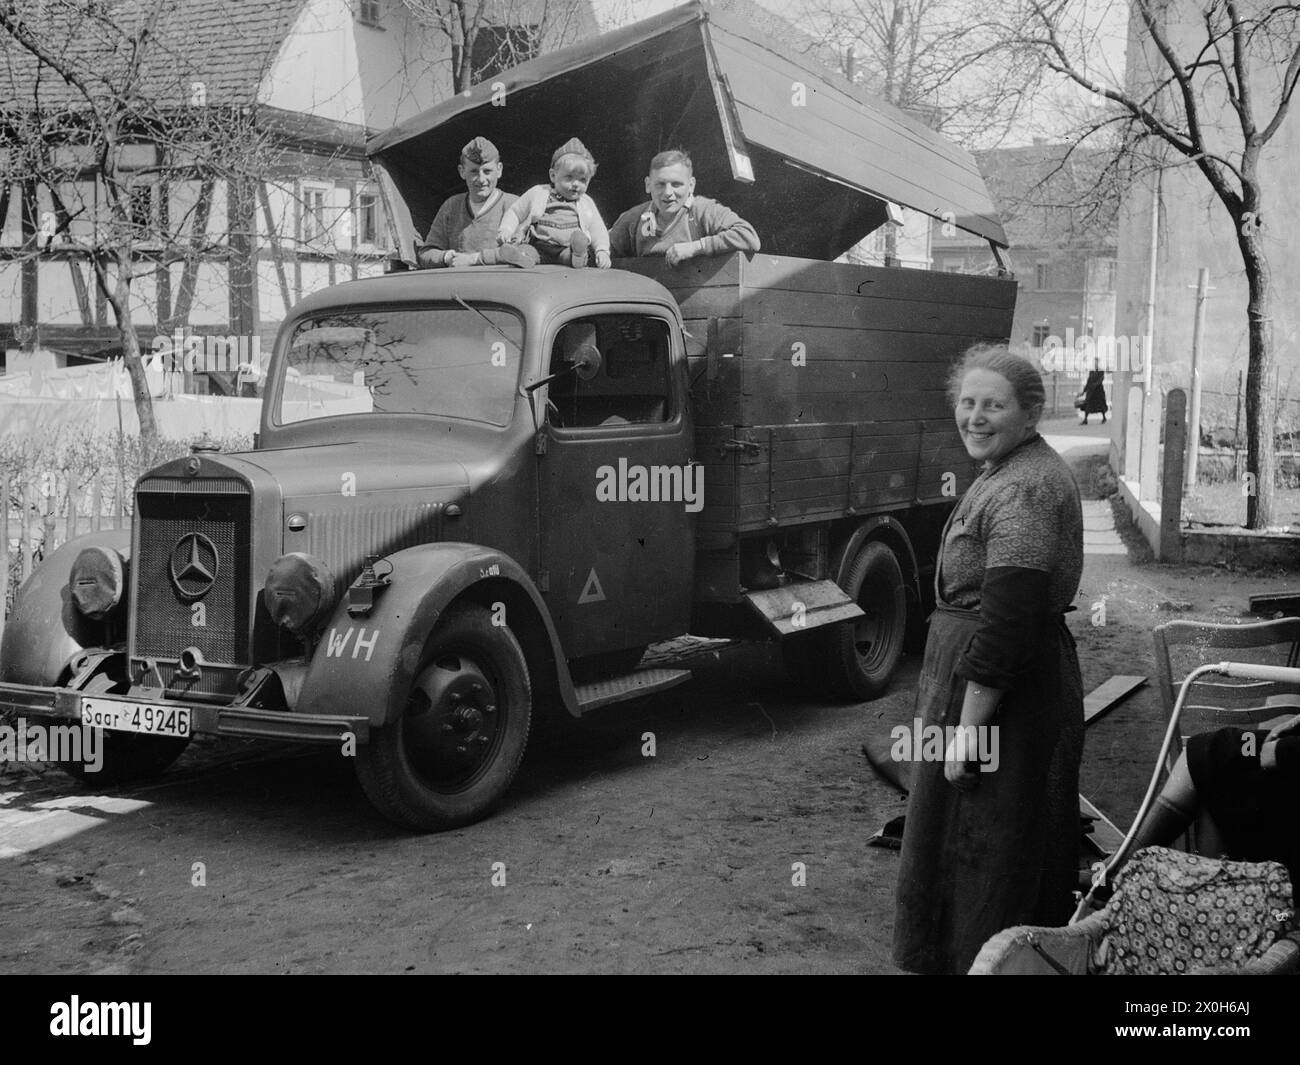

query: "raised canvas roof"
left=368, top=1, right=1007, bottom=259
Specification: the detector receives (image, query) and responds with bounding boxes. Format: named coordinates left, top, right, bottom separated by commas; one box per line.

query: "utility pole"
left=1142, top=171, right=1160, bottom=393
left=1138, top=170, right=1162, bottom=501
left=1184, top=268, right=1212, bottom=491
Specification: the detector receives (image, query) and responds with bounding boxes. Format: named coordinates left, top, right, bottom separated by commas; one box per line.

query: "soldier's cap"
left=461, top=137, right=500, bottom=165
left=551, top=137, right=596, bottom=169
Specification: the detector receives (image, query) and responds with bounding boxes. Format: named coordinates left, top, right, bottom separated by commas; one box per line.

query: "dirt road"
left=2, top=417, right=1295, bottom=974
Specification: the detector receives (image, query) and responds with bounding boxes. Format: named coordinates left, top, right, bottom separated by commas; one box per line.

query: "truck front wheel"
left=355, top=603, right=531, bottom=831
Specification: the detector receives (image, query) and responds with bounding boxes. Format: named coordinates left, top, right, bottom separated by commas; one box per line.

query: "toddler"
left=498, top=138, right=611, bottom=269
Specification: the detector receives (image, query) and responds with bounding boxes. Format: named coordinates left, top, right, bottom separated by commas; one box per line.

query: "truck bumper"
left=0, top=682, right=369, bottom=745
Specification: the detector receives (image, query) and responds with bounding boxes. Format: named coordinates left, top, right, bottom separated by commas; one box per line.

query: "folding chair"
left=1151, top=618, right=1300, bottom=854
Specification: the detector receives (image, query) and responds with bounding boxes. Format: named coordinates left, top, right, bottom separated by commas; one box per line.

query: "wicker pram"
left=971, top=644, right=1300, bottom=975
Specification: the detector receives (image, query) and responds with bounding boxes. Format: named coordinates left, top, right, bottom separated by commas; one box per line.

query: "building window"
left=1035, top=261, right=1050, bottom=290
left=128, top=184, right=158, bottom=240
left=1092, top=257, right=1117, bottom=291
left=300, top=184, right=330, bottom=246
left=1031, top=324, right=1051, bottom=348
left=355, top=188, right=381, bottom=248
left=471, top=24, right=540, bottom=82
left=356, top=0, right=382, bottom=27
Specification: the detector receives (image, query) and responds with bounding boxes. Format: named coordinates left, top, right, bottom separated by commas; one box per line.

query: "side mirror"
left=523, top=343, right=603, bottom=396
left=573, top=343, right=602, bottom=382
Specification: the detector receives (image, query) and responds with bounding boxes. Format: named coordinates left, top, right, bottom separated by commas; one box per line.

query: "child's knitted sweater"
left=499, top=186, right=610, bottom=254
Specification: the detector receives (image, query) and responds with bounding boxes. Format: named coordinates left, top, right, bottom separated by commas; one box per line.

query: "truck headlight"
left=263, top=553, right=336, bottom=634
left=69, top=546, right=127, bottom=620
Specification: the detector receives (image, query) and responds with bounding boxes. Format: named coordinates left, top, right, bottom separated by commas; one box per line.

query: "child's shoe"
left=569, top=230, right=590, bottom=268
left=497, top=243, right=539, bottom=269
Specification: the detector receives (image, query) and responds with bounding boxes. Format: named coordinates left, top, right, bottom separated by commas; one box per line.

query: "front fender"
left=295, top=542, right=576, bottom=728
left=0, top=529, right=130, bottom=687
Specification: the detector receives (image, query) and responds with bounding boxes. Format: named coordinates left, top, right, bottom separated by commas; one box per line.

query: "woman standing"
left=1079, top=366, right=1108, bottom=424
left=893, top=346, right=1085, bottom=975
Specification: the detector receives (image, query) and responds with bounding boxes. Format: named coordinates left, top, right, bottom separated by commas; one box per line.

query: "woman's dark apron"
left=892, top=510, right=1084, bottom=975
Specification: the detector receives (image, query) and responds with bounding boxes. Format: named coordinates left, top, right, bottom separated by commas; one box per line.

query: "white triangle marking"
left=578, top=568, right=606, bottom=604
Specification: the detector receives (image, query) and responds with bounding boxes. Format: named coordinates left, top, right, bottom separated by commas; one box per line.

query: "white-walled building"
left=1, top=0, right=597, bottom=381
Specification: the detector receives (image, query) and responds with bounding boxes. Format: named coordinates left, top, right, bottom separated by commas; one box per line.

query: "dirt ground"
left=1, top=416, right=1296, bottom=974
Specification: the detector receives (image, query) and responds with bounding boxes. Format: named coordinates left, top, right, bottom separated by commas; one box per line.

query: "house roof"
left=368, top=0, right=1007, bottom=257
left=1, top=0, right=305, bottom=111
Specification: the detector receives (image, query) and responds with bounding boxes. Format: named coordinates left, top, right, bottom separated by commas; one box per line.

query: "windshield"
left=276, top=304, right=524, bottom=427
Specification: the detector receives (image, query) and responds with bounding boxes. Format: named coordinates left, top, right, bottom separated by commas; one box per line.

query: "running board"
left=574, top=668, right=692, bottom=715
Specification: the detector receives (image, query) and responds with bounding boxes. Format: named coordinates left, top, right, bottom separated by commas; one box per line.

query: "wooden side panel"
left=744, top=291, right=1013, bottom=337
left=741, top=254, right=1017, bottom=308
left=688, top=353, right=744, bottom=425
left=693, top=424, right=740, bottom=546
left=735, top=325, right=974, bottom=425
left=712, top=422, right=979, bottom=531
left=639, top=253, right=1014, bottom=534
left=618, top=254, right=743, bottom=322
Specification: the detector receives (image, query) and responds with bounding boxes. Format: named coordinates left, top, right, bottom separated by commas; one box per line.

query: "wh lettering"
left=325, top=626, right=381, bottom=662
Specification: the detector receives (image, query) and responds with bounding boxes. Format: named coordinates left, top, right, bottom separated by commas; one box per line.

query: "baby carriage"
left=971, top=619, right=1300, bottom=975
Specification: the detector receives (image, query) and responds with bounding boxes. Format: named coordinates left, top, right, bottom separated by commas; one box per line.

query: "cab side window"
left=546, top=314, right=673, bottom=429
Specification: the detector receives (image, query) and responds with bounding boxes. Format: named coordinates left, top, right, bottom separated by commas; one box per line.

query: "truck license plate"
left=80, top=697, right=191, bottom=739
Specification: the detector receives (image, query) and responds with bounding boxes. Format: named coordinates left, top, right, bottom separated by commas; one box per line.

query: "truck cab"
left=266, top=266, right=698, bottom=667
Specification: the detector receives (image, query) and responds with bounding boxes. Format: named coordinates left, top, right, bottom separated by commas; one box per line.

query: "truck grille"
left=133, top=477, right=252, bottom=694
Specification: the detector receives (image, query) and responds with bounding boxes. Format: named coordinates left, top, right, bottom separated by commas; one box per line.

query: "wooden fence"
left=1, top=469, right=133, bottom=629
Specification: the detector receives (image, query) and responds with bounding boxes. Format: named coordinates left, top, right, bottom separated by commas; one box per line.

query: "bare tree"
left=1, top=0, right=282, bottom=444
left=794, top=0, right=1041, bottom=264
left=399, top=0, right=592, bottom=94
left=793, top=0, right=1038, bottom=143
left=990, top=0, right=1300, bottom=530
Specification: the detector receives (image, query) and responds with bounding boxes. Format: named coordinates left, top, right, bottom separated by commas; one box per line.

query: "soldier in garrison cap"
left=416, top=136, right=538, bottom=268
left=498, top=137, right=611, bottom=269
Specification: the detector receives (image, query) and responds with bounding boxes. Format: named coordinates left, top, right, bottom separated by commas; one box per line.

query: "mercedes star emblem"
left=169, top=532, right=220, bottom=600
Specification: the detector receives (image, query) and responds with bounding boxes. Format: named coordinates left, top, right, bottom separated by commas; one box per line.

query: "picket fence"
left=1, top=469, right=133, bottom=628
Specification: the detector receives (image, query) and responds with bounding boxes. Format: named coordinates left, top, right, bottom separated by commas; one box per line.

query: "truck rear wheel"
left=824, top=540, right=907, bottom=699
left=60, top=673, right=190, bottom=785
left=355, top=603, right=531, bottom=831
left=780, top=540, right=907, bottom=700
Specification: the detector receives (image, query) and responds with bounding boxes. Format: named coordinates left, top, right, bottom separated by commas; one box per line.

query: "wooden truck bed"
left=620, top=253, right=1019, bottom=547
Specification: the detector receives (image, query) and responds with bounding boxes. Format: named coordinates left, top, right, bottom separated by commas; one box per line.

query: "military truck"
left=0, top=3, right=1016, bottom=830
